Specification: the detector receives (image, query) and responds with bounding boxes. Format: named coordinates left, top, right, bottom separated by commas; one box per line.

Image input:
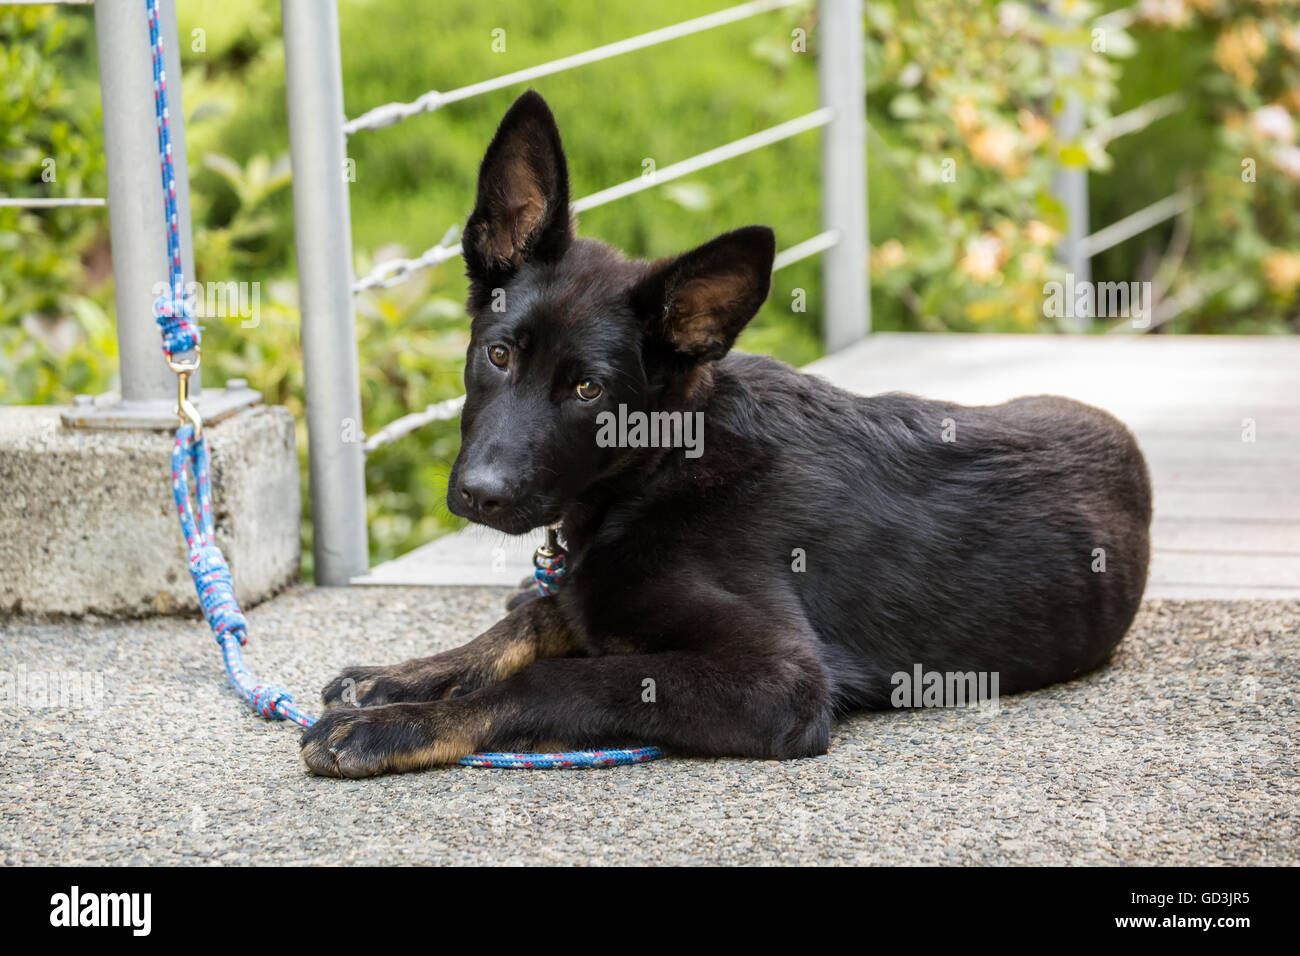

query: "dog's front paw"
left=300, top=702, right=482, bottom=778
left=321, top=665, right=390, bottom=709
left=321, top=654, right=477, bottom=709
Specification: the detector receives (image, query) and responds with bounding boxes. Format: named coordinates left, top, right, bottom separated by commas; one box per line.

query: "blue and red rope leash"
left=145, top=0, right=659, bottom=769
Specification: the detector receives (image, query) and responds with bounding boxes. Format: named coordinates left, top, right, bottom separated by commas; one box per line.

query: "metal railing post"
left=94, top=0, right=199, bottom=408
left=282, top=0, right=369, bottom=584
left=818, top=0, right=869, bottom=352
left=1051, top=41, right=1091, bottom=331
left=1053, top=89, right=1091, bottom=284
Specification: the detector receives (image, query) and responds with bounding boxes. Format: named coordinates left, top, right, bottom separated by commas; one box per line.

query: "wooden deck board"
left=357, top=333, right=1300, bottom=598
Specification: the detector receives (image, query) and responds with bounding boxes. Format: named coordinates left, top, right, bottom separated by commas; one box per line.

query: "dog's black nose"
left=458, top=470, right=510, bottom=518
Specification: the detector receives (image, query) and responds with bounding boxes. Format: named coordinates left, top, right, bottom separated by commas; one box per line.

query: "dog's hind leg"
left=302, top=641, right=832, bottom=778
left=319, top=598, right=577, bottom=709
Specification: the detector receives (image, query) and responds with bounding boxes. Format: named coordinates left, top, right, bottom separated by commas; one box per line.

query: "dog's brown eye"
left=487, top=344, right=510, bottom=369
left=575, top=380, right=602, bottom=402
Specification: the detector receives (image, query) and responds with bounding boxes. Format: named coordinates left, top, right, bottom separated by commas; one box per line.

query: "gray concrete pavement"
left=1, top=587, right=1296, bottom=865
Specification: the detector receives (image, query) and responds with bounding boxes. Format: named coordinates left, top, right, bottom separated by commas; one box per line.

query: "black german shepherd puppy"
left=301, top=91, right=1152, bottom=777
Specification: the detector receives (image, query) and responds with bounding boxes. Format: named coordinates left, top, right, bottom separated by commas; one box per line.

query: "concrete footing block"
left=0, top=404, right=301, bottom=617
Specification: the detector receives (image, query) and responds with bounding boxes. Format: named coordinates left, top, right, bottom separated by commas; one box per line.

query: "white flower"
left=1137, top=0, right=1189, bottom=28
left=997, top=2, right=1030, bottom=36
left=1252, top=105, right=1296, bottom=144
left=960, top=235, right=1006, bottom=282
left=1273, top=145, right=1300, bottom=181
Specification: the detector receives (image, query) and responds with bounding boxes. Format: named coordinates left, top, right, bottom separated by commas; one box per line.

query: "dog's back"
left=642, top=354, right=1153, bottom=710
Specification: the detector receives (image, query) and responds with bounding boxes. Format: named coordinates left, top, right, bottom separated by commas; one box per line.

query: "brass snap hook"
left=168, top=347, right=203, bottom=440
left=534, top=522, right=564, bottom=565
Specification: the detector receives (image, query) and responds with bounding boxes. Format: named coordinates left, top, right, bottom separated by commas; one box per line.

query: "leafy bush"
left=0, top=7, right=111, bottom=404
left=862, top=0, right=1129, bottom=331
left=1120, top=0, right=1300, bottom=333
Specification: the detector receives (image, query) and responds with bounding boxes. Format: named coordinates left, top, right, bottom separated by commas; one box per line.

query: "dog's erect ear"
left=462, top=90, right=572, bottom=288
left=634, top=226, right=776, bottom=364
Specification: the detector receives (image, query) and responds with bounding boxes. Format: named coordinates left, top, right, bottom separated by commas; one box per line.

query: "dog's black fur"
left=301, top=91, right=1152, bottom=777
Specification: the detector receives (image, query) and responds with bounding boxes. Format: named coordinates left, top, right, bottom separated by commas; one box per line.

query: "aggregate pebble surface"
left=1, top=587, right=1296, bottom=865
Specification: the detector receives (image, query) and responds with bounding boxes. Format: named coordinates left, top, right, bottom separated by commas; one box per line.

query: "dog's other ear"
left=634, top=226, right=776, bottom=364
left=463, top=90, right=572, bottom=289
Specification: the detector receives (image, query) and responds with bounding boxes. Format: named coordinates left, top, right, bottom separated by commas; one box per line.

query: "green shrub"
left=0, top=7, right=111, bottom=405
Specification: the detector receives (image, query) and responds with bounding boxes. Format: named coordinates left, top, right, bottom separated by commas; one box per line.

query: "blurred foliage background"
left=2, top=0, right=1297, bottom=574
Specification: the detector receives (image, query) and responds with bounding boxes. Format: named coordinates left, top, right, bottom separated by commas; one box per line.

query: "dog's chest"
left=560, top=572, right=669, bottom=656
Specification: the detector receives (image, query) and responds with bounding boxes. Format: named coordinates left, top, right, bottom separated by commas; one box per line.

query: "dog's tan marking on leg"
left=388, top=728, right=482, bottom=770
left=479, top=598, right=577, bottom=681
left=491, top=639, right=537, bottom=680
left=387, top=705, right=505, bottom=771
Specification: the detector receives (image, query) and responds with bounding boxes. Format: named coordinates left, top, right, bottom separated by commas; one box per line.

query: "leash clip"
left=533, top=522, right=567, bottom=596
left=534, top=522, right=563, bottom=564
left=167, top=348, right=203, bottom=440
